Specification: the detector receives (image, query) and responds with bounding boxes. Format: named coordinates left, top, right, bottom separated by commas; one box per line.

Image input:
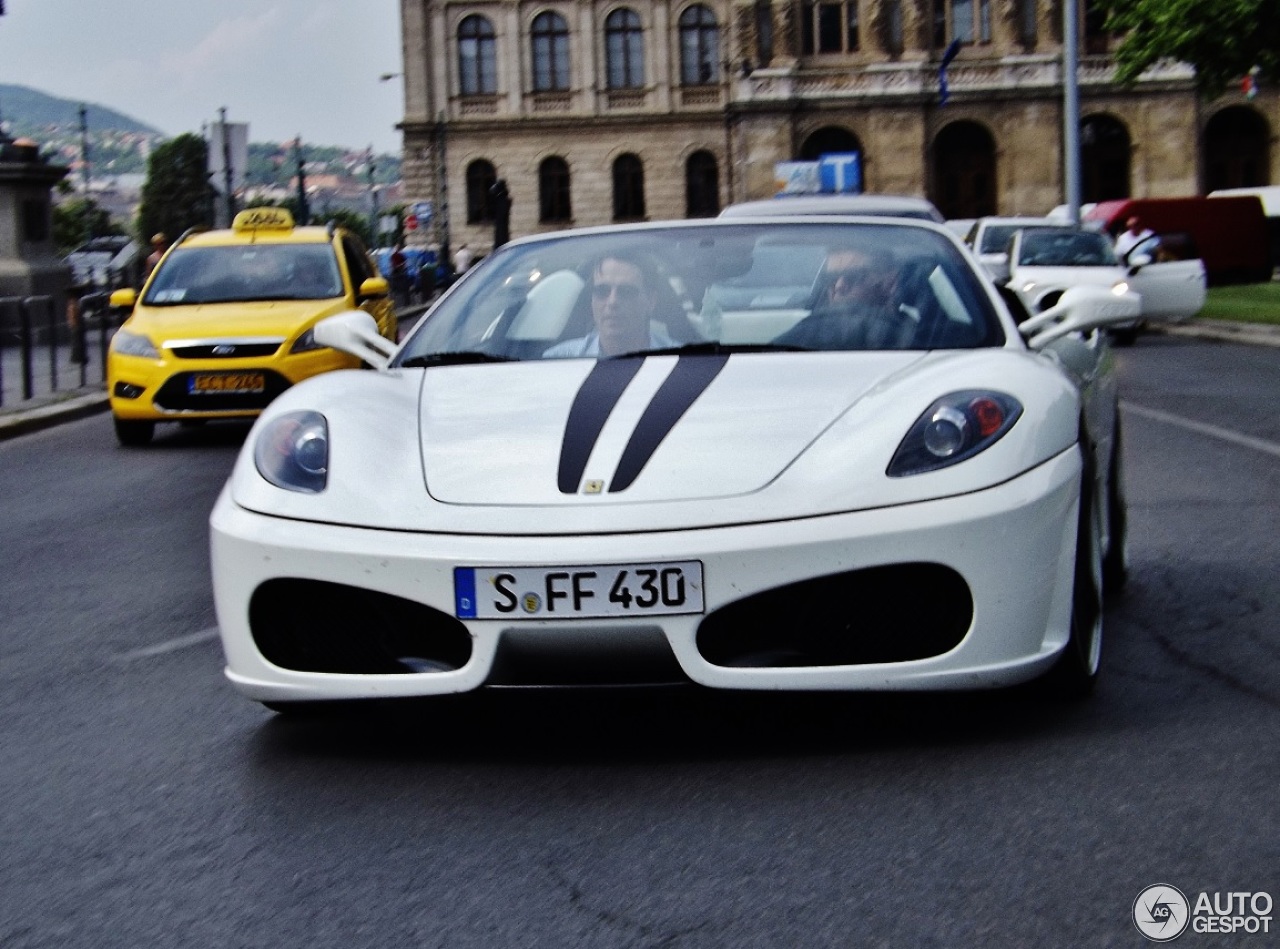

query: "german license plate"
left=454, top=561, right=704, bottom=619
left=189, top=372, right=265, bottom=394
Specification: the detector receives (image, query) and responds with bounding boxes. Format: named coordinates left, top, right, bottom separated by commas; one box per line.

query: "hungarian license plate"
left=454, top=561, right=704, bottom=620
left=189, top=372, right=265, bottom=394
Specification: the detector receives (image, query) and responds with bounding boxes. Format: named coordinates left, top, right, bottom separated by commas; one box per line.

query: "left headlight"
left=887, top=391, right=1023, bottom=477
left=290, top=328, right=325, bottom=354
left=110, top=330, right=159, bottom=358
left=253, top=411, right=329, bottom=493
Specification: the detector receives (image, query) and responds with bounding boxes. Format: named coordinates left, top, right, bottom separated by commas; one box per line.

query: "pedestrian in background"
left=143, top=233, right=168, bottom=282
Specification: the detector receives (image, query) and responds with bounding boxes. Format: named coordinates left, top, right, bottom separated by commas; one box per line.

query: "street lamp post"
left=294, top=136, right=309, bottom=225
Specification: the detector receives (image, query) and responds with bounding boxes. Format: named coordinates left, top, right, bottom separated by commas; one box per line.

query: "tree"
left=1105, top=0, right=1280, bottom=98
left=52, top=197, right=121, bottom=255
left=314, top=207, right=374, bottom=247
left=136, top=133, right=216, bottom=244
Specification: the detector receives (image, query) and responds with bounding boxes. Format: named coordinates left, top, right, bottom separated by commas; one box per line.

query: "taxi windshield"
left=143, top=244, right=343, bottom=305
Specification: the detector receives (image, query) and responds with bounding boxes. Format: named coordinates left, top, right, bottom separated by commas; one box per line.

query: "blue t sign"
left=818, top=153, right=862, bottom=193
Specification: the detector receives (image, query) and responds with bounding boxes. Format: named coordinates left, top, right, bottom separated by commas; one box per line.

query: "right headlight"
left=110, top=330, right=159, bottom=358
left=253, top=411, right=329, bottom=493
left=887, top=391, right=1023, bottom=477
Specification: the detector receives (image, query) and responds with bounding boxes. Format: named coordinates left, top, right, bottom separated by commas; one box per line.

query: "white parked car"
left=965, top=216, right=1060, bottom=284
left=209, top=217, right=1141, bottom=713
left=1008, top=226, right=1205, bottom=342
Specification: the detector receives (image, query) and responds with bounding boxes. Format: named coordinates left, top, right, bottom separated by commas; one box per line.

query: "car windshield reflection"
left=143, top=245, right=344, bottom=306
left=396, top=221, right=1004, bottom=364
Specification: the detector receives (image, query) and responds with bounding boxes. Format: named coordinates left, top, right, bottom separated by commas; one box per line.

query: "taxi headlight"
left=290, top=328, right=325, bottom=354
left=110, top=330, right=159, bottom=359
left=254, top=411, right=328, bottom=493
left=1111, top=281, right=1130, bottom=296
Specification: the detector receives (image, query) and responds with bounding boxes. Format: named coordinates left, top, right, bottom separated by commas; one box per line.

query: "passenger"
left=1114, top=216, right=1154, bottom=259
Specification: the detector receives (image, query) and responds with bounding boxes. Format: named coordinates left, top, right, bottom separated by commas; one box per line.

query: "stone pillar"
left=0, top=135, right=71, bottom=315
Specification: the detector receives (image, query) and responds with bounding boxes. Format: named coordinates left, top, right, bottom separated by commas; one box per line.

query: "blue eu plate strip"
left=454, top=568, right=477, bottom=618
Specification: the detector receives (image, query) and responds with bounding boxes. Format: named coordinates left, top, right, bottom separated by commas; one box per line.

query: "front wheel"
left=1040, top=446, right=1104, bottom=698
left=113, top=416, right=155, bottom=447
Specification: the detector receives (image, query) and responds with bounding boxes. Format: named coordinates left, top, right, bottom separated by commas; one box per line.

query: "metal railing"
left=0, top=291, right=122, bottom=409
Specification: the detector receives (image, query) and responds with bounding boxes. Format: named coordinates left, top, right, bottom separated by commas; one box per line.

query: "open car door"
left=1123, top=232, right=1207, bottom=324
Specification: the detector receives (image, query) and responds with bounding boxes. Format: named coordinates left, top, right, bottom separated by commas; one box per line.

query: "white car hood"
left=420, top=353, right=919, bottom=504
left=1012, top=264, right=1123, bottom=289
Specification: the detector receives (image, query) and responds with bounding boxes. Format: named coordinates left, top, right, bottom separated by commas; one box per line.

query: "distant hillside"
left=0, top=84, right=161, bottom=137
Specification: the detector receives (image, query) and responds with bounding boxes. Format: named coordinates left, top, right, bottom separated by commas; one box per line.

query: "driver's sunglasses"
left=828, top=266, right=873, bottom=286
left=592, top=282, right=644, bottom=302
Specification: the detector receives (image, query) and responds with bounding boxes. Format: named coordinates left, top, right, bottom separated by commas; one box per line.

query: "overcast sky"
left=0, top=0, right=405, bottom=153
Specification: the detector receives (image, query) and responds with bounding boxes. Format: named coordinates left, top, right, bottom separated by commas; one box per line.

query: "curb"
left=0, top=390, right=110, bottom=442
left=1148, top=319, right=1280, bottom=348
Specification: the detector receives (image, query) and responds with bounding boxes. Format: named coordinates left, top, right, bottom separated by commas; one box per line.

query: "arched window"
left=539, top=156, right=573, bottom=223
left=466, top=159, right=498, bottom=224
left=458, top=15, right=497, bottom=95
left=531, top=12, right=571, bottom=92
left=612, top=153, right=646, bottom=220
left=679, top=5, right=720, bottom=85
left=1204, top=107, right=1271, bottom=191
left=605, top=9, right=645, bottom=89
left=1081, top=114, right=1131, bottom=202
left=685, top=151, right=720, bottom=217
left=928, top=121, right=997, bottom=219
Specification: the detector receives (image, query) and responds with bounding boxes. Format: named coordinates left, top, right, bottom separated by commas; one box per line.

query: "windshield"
left=143, top=243, right=343, bottom=305
left=395, top=221, right=1004, bottom=364
left=978, top=223, right=1055, bottom=254
left=1017, top=230, right=1118, bottom=267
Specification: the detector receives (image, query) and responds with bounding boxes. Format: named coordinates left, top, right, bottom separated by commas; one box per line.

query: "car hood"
left=228, top=349, right=1083, bottom=535
left=127, top=298, right=347, bottom=343
left=419, top=353, right=921, bottom=505
left=1010, top=264, right=1123, bottom=287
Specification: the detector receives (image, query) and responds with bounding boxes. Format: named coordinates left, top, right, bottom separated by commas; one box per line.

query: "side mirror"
left=1126, top=252, right=1153, bottom=274
left=1020, top=285, right=1141, bottom=349
left=109, top=287, right=137, bottom=309
left=313, top=310, right=396, bottom=370
left=358, top=276, right=390, bottom=300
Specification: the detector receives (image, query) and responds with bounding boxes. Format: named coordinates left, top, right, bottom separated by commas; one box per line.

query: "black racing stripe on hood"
left=557, top=358, right=644, bottom=493
left=610, top=354, right=729, bottom=492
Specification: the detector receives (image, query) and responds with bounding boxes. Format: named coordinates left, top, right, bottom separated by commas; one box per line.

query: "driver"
left=545, top=255, right=678, bottom=357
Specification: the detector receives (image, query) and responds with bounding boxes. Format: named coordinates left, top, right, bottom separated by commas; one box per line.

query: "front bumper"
left=210, top=449, right=1081, bottom=701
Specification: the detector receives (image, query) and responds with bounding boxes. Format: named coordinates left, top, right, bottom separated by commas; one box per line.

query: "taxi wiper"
left=614, top=341, right=812, bottom=358
left=400, top=351, right=515, bottom=367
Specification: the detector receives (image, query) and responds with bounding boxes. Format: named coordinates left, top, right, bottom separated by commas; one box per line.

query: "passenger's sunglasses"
left=828, top=266, right=874, bottom=286
left=592, top=282, right=644, bottom=302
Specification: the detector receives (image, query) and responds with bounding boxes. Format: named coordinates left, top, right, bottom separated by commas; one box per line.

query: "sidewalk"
left=1, top=312, right=1276, bottom=442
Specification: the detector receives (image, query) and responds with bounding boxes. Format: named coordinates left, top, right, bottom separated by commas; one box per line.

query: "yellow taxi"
left=107, top=207, right=396, bottom=445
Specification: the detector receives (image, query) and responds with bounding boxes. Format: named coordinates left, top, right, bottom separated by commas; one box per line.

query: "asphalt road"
left=1, top=335, right=1276, bottom=948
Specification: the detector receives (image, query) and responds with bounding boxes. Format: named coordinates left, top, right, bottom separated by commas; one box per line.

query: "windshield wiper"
left=400, top=351, right=515, bottom=368
left=613, top=341, right=812, bottom=358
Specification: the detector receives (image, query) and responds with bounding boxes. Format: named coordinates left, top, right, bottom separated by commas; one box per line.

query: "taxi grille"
left=169, top=342, right=282, bottom=359
left=696, top=563, right=973, bottom=668
left=153, top=371, right=291, bottom=412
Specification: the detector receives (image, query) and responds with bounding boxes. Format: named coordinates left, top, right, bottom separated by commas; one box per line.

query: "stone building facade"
left=394, top=0, right=1277, bottom=258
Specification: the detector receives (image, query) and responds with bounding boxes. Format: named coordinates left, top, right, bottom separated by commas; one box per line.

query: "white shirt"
left=543, top=326, right=679, bottom=358
left=1114, top=228, right=1154, bottom=259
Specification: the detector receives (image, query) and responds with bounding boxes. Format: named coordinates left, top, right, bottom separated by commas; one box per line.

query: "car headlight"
left=1110, top=280, right=1130, bottom=296
left=1021, top=281, right=1037, bottom=294
left=290, top=328, right=325, bottom=354
left=110, top=329, right=159, bottom=358
left=887, top=391, right=1023, bottom=477
left=253, top=411, right=329, bottom=493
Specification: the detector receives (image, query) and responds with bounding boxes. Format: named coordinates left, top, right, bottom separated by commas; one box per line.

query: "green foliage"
left=136, top=133, right=216, bottom=244
left=52, top=198, right=123, bottom=255
left=1105, top=0, right=1280, bottom=98
left=313, top=207, right=374, bottom=247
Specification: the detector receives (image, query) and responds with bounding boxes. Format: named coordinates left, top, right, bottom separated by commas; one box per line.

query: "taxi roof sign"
left=233, top=207, right=295, bottom=233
